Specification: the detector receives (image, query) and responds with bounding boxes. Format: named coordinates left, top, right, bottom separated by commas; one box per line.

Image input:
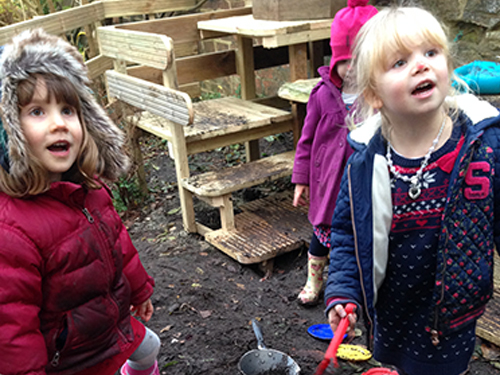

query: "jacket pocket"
left=48, top=315, right=68, bottom=368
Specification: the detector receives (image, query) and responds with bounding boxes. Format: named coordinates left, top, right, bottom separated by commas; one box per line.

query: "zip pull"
left=82, top=208, right=94, bottom=223
left=51, top=351, right=60, bottom=367
left=431, top=329, right=440, bottom=346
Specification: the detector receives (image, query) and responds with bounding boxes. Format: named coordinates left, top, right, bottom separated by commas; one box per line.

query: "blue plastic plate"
left=307, top=324, right=347, bottom=341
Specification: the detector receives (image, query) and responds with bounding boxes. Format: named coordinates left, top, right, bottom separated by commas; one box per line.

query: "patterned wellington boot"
left=297, top=254, right=328, bottom=306
left=121, top=361, right=159, bottom=375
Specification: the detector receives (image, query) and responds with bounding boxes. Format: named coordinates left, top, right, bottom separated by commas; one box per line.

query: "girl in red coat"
left=0, top=29, right=160, bottom=375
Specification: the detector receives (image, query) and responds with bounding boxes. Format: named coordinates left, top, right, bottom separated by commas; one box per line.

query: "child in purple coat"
left=292, top=0, right=377, bottom=305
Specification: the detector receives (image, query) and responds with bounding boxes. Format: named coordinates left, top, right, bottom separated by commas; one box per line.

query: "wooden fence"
left=0, top=0, right=202, bottom=80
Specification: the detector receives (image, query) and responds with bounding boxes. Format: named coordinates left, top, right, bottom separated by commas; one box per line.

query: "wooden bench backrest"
left=99, top=28, right=174, bottom=70
left=106, top=70, right=194, bottom=125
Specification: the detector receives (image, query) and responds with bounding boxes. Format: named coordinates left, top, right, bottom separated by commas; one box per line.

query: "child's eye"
left=30, top=108, right=44, bottom=116
left=62, top=106, right=75, bottom=116
left=393, top=59, right=406, bottom=69
left=425, top=49, right=438, bottom=58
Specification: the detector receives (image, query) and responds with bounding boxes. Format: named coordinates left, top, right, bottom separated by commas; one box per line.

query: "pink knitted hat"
left=329, top=0, right=378, bottom=88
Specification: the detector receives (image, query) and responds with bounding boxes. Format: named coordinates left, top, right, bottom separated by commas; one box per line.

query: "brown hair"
left=0, top=73, right=102, bottom=197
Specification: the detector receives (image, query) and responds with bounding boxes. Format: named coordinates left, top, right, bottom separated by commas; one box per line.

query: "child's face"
left=19, top=78, right=83, bottom=182
left=369, top=41, right=449, bottom=122
left=336, top=60, right=351, bottom=81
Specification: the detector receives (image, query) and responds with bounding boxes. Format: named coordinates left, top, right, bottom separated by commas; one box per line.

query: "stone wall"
left=374, top=0, right=500, bottom=66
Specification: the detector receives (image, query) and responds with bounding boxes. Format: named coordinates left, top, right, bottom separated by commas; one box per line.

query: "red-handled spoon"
left=314, top=303, right=356, bottom=375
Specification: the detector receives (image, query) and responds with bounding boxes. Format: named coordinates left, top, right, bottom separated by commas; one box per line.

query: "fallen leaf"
left=199, top=310, right=212, bottom=319
left=236, top=283, right=246, bottom=290
left=160, top=325, right=173, bottom=333
left=191, top=283, right=202, bottom=288
left=167, top=207, right=181, bottom=215
left=195, top=267, right=204, bottom=275
left=481, top=343, right=500, bottom=361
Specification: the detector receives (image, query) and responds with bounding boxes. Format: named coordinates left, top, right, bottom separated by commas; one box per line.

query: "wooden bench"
left=100, top=9, right=311, bottom=265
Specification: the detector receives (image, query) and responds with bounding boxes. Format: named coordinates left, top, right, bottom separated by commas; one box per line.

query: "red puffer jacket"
left=0, top=181, right=155, bottom=375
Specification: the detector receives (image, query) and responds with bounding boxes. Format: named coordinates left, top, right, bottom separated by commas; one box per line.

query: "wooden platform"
left=204, top=192, right=311, bottom=264
left=132, top=96, right=293, bottom=155
left=476, top=252, right=500, bottom=346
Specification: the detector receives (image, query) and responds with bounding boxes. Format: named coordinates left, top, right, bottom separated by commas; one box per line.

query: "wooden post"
left=163, top=50, right=197, bottom=233
left=81, top=0, right=98, bottom=58
left=309, top=40, right=325, bottom=78
left=218, top=195, right=235, bottom=231
left=288, top=43, right=308, bottom=81
left=235, top=35, right=260, bottom=162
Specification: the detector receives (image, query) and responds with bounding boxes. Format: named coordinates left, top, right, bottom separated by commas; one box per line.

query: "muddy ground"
left=120, top=132, right=500, bottom=375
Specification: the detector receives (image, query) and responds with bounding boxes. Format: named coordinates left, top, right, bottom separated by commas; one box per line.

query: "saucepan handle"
left=251, top=319, right=267, bottom=350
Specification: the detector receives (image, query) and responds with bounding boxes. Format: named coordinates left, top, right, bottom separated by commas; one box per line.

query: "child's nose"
left=50, top=113, right=68, bottom=131
left=414, top=60, right=429, bottom=74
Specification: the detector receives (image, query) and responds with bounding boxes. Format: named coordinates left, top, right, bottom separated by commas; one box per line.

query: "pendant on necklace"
left=408, top=184, right=421, bottom=200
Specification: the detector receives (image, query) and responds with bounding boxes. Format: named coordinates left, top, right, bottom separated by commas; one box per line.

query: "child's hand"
left=293, top=184, right=309, bottom=207
left=328, top=303, right=357, bottom=341
left=131, top=299, right=154, bottom=322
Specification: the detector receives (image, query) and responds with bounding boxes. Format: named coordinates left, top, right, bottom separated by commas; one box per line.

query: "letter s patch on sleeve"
left=464, top=161, right=491, bottom=200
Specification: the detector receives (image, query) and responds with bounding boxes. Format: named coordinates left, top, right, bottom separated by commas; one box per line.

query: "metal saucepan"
left=238, top=319, right=301, bottom=375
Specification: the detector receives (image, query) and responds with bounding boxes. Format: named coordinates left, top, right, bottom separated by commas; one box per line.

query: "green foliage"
left=111, top=175, right=147, bottom=213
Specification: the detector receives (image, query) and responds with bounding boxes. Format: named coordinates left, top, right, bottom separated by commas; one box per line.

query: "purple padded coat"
left=292, top=66, right=353, bottom=226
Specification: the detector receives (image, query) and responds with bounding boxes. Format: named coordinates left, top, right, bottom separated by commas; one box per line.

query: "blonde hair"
left=350, top=6, right=460, bottom=129
left=0, top=74, right=102, bottom=197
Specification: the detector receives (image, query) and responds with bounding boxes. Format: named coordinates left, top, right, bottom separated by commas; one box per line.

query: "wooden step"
left=204, top=192, right=311, bottom=264
left=181, top=150, right=295, bottom=198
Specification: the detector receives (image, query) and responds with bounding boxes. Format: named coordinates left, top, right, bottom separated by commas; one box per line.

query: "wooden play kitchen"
left=97, top=6, right=335, bottom=268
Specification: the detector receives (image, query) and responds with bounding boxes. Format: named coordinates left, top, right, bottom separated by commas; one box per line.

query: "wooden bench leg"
left=170, top=122, right=197, bottom=233
left=218, top=194, right=235, bottom=232
left=245, top=140, right=260, bottom=162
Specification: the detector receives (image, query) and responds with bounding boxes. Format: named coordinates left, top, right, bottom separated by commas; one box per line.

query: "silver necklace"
left=386, top=116, right=447, bottom=200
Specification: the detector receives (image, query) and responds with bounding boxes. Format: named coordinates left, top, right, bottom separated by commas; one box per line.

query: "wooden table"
left=198, top=14, right=331, bottom=158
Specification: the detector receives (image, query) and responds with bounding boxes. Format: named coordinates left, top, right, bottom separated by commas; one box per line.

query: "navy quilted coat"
left=324, top=94, right=500, bottom=346
left=0, top=181, right=155, bottom=375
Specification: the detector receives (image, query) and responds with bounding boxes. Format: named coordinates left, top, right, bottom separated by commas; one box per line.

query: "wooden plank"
left=98, top=27, right=173, bottom=70
left=252, top=0, right=340, bottom=21
left=102, top=0, right=197, bottom=18
left=277, top=78, right=320, bottom=104
left=176, top=51, right=237, bottom=85
left=186, top=120, right=292, bottom=155
left=126, top=46, right=289, bottom=87
left=106, top=70, right=193, bottom=125
left=115, top=7, right=251, bottom=42
left=86, top=55, right=114, bottom=80
left=0, top=2, right=105, bottom=45
left=264, top=28, right=331, bottom=49
left=181, top=150, right=295, bottom=197
left=198, top=14, right=331, bottom=38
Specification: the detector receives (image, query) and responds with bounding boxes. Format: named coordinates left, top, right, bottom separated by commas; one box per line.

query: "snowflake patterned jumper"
left=374, top=125, right=475, bottom=375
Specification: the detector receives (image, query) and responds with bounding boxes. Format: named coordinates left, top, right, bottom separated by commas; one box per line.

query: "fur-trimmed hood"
left=0, top=28, right=128, bottom=181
